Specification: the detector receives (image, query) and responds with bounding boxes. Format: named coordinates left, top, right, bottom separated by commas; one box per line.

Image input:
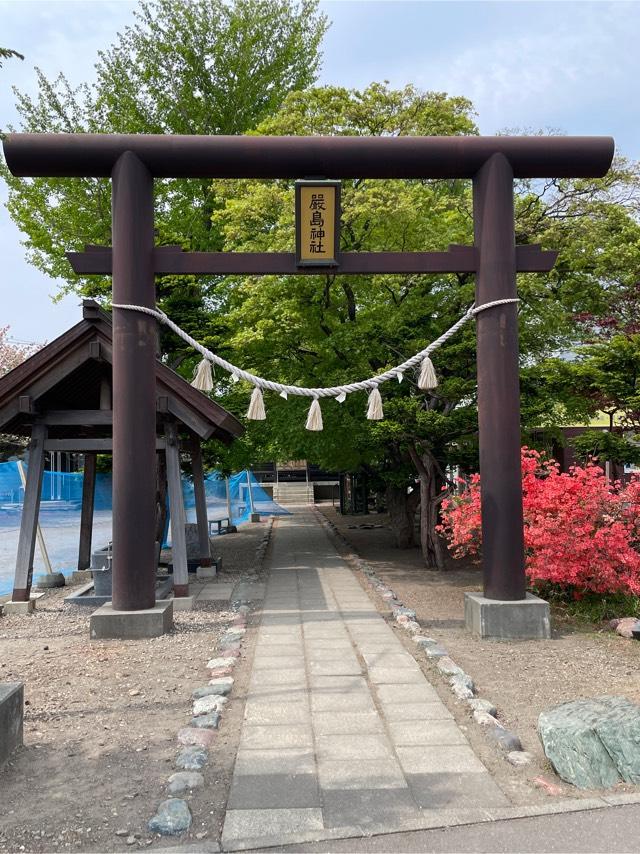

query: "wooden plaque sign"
left=295, top=180, right=340, bottom=267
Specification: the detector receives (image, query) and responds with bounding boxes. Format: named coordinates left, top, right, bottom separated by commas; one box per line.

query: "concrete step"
left=272, top=483, right=314, bottom=504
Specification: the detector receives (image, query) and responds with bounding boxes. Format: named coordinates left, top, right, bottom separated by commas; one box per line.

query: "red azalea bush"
left=438, top=448, right=640, bottom=596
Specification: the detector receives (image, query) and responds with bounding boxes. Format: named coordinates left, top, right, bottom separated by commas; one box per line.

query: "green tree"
left=567, top=335, right=640, bottom=467
left=206, top=86, right=640, bottom=566
left=514, top=166, right=640, bottom=469
left=207, top=83, right=480, bottom=564
left=513, top=157, right=640, bottom=344
left=1, top=0, right=328, bottom=364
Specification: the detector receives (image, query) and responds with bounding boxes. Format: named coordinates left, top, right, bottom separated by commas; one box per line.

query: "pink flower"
left=439, top=450, right=640, bottom=596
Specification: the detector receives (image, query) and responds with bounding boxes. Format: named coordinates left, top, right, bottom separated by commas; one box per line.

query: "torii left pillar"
left=90, top=151, right=173, bottom=638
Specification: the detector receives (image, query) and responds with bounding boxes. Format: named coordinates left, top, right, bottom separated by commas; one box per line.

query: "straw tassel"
left=418, top=355, right=438, bottom=390
left=247, top=386, right=266, bottom=420
left=305, top=398, right=323, bottom=431
left=367, top=387, right=384, bottom=420
left=191, top=358, right=214, bottom=392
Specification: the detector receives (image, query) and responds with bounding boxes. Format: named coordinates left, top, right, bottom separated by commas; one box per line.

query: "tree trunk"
left=414, top=453, right=446, bottom=570
left=386, top=484, right=419, bottom=549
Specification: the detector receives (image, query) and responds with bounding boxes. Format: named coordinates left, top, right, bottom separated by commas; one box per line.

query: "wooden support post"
left=12, top=424, right=47, bottom=602
left=111, top=151, right=156, bottom=611
left=78, top=453, right=97, bottom=571
left=17, top=460, right=52, bottom=574
left=225, top=478, right=233, bottom=523
left=99, top=377, right=111, bottom=410
left=246, top=470, right=255, bottom=514
left=165, top=422, right=189, bottom=597
left=473, top=153, right=526, bottom=601
left=190, top=437, right=212, bottom=567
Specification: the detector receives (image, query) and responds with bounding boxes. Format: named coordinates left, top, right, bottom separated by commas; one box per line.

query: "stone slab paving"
left=221, top=509, right=509, bottom=849
left=188, top=579, right=266, bottom=604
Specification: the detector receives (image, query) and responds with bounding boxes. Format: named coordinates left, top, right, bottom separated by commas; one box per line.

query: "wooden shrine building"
left=0, top=300, right=243, bottom=604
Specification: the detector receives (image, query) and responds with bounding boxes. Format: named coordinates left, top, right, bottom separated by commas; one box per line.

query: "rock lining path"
left=221, top=509, right=509, bottom=849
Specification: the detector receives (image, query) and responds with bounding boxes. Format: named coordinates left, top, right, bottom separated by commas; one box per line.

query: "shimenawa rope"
left=111, top=299, right=519, bottom=430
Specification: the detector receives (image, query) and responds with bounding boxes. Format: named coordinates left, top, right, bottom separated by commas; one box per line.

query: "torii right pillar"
left=465, top=153, right=551, bottom=639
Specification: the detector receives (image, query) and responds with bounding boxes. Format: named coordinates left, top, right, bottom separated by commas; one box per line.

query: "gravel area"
left=319, top=506, right=640, bottom=803
left=0, top=520, right=269, bottom=853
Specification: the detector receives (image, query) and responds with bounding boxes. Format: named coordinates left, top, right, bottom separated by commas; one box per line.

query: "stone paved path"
left=222, top=509, right=508, bottom=849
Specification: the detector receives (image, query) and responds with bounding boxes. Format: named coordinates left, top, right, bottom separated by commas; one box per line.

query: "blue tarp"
left=181, top=469, right=289, bottom=528
left=0, top=461, right=289, bottom=596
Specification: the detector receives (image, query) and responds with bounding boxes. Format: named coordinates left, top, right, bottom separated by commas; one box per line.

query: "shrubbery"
left=438, top=448, right=640, bottom=596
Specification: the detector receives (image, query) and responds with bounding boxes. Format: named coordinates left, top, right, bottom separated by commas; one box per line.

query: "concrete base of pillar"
left=196, top=565, right=217, bottom=580
left=0, top=682, right=23, bottom=766
left=170, top=595, right=196, bottom=611
left=464, top=592, right=551, bottom=640
left=90, top=600, right=173, bottom=639
left=71, top=570, right=93, bottom=585
left=250, top=513, right=261, bottom=523
left=2, top=600, right=36, bottom=616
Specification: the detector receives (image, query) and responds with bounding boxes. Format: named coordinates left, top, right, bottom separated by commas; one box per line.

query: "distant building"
left=533, top=412, right=638, bottom=482
left=251, top=461, right=339, bottom=505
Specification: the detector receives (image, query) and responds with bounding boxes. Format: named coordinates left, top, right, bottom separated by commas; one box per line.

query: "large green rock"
left=538, top=696, right=640, bottom=789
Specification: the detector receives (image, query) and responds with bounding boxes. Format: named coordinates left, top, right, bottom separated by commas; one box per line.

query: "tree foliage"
left=1, top=0, right=327, bottom=295
left=0, top=47, right=24, bottom=68
left=0, top=328, right=40, bottom=459
left=208, top=87, right=640, bottom=563
left=205, top=83, right=480, bottom=563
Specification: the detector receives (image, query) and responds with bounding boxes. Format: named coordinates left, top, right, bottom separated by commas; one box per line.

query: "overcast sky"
left=1, top=0, right=638, bottom=344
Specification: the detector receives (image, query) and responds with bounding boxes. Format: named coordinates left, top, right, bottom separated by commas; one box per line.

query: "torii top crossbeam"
left=3, top=133, right=614, bottom=179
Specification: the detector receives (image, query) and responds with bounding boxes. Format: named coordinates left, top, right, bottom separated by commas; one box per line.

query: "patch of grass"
left=534, top=584, right=640, bottom=627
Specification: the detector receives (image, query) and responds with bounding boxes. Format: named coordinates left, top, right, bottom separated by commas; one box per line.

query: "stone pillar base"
left=196, top=565, right=217, bottom=580
left=71, top=570, right=93, bottom=585
left=464, top=592, right=551, bottom=640
left=90, top=600, right=173, bottom=639
left=0, top=682, right=23, bottom=766
left=2, top=600, right=36, bottom=616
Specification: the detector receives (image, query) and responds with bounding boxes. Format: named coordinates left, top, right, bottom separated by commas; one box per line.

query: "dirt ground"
left=319, top=506, right=640, bottom=803
left=0, top=521, right=269, bottom=854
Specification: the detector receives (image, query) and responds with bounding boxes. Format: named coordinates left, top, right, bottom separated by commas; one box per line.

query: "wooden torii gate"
left=2, top=134, right=614, bottom=636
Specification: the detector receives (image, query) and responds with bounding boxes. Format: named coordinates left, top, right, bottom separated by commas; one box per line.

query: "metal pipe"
left=3, top=134, right=614, bottom=180
left=111, top=151, right=157, bottom=611
left=473, top=154, right=526, bottom=601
